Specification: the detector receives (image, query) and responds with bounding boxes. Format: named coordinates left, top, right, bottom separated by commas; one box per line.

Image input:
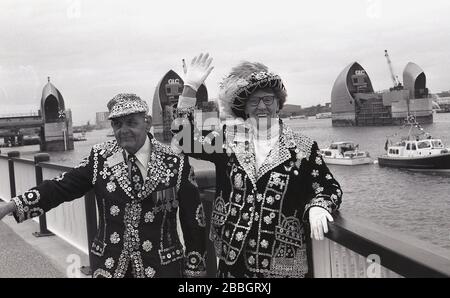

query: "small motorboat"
left=73, top=132, right=87, bottom=142
left=320, top=141, right=372, bottom=165
left=378, top=116, right=450, bottom=170
left=378, top=138, right=450, bottom=170
left=289, top=115, right=307, bottom=120
left=316, top=112, right=332, bottom=119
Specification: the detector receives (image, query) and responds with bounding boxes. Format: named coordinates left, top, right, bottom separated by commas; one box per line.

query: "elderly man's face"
left=111, top=113, right=150, bottom=154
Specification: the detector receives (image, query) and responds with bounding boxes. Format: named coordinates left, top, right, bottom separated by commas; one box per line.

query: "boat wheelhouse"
left=320, top=141, right=372, bottom=165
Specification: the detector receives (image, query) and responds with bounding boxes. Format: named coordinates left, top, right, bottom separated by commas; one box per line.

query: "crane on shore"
left=384, top=50, right=403, bottom=90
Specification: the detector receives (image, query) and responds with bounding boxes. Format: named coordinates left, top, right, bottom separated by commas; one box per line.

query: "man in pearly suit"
left=0, top=93, right=207, bottom=278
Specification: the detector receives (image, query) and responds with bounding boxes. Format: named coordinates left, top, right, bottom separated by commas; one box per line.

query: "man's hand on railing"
left=309, top=206, right=333, bottom=241
left=0, top=201, right=16, bottom=220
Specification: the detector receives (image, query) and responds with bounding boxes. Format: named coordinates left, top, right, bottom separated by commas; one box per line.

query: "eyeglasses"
left=248, top=95, right=277, bottom=108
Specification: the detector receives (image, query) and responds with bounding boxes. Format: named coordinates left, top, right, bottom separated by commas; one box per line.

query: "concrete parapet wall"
left=332, top=112, right=356, bottom=126
left=382, top=90, right=410, bottom=106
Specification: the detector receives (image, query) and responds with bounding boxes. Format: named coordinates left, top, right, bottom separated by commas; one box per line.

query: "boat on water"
left=378, top=116, right=450, bottom=170
left=316, top=112, right=332, bottom=119
left=73, top=132, right=87, bottom=142
left=289, top=115, right=307, bottom=120
left=320, top=141, right=372, bottom=165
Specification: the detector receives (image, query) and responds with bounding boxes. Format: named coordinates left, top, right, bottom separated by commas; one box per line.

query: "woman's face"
left=244, top=89, right=279, bottom=119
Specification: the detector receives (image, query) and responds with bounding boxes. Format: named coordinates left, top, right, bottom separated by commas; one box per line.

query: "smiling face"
left=245, top=88, right=279, bottom=119
left=111, top=113, right=151, bottom=154
left=245, top=88, right=279, bottom=131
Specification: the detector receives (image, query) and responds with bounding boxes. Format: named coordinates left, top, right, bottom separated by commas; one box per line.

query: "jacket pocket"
left=274, top=224, right=304, bottom=248
left=159, top=245, right=184, bottom=265
left=271, top=222, right=308, bottom=277
left=211, top=193, right=229, bottom=227
left=91, top=238, right=107, bottom=257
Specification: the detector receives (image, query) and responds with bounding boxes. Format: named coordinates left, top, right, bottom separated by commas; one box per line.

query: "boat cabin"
left=321, top=142, right=359, bottom=157
left=387, top=139, right=449, bottom=157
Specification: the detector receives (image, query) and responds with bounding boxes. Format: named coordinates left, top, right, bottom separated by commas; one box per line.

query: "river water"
left=2, top=113, right=450, bottom=252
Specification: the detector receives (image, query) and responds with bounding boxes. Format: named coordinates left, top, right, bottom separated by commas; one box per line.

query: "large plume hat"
left=218, top=62, right=286, bottom=119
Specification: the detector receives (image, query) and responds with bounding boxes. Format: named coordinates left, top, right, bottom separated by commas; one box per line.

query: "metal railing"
left=312, top=211, right=450, bottom=278
left=1, top=151, right=449, bottom=278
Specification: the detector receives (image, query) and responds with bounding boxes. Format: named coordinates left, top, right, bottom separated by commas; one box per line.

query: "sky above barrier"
left=1, top=0, right=450, bottom=125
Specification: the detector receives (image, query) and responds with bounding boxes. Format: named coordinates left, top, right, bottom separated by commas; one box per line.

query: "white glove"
left=183, top=53, right=214, bottom=91
left=309, top=206, right=333, bottom=241
left=0, top=201, right=16, bottom=220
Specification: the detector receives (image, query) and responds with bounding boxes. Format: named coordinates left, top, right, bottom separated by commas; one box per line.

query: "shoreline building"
left=95, top=111, right=110, bottom=129
left=331, top=62, right=433, bottom=127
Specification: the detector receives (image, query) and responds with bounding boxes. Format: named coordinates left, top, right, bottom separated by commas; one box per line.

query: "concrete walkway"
left=0, top=215, right=89, bottom=278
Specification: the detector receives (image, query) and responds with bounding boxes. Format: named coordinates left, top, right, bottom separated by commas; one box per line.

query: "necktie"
left=128, top=154, right=144, bottom=194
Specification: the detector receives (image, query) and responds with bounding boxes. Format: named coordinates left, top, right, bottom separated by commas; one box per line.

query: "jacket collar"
left=104, top=133, right=177, bottom=201
left=225, top=120, right=313, bottom=183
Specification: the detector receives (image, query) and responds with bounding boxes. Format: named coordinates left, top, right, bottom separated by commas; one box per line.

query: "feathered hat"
left=218, top=61, right=286, bottom=119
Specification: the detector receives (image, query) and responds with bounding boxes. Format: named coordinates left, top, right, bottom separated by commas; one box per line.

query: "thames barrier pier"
left=0, top=78, right=74, bottom=151
left=331, top=61, right=433, bottom=127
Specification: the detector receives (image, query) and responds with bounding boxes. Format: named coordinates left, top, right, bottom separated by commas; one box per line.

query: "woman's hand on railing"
left=0, top=201, right=16, bottom=220
left=309, top=206, right=333, bottom=241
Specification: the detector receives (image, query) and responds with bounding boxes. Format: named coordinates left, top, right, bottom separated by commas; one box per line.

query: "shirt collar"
left=124, top=135, right=151, bottom=166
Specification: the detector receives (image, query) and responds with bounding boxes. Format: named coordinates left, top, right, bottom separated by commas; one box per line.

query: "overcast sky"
left=1, top=0, right=450, bottom=125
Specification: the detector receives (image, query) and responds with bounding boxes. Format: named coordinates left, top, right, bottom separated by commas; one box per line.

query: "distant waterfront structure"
left=40, top=77, right=74, bottom=151
left=434, top=97, right=450, bottom=113
left=152, top=69, right=217, bottom=143
left=0, top=78, right=74, bottom=150
left=95, top=111, right=110, bottom=129
left=331, top=62, right=433, bottom=126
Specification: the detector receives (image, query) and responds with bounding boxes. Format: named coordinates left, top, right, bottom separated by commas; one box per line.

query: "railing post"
left=7, top=151, right=20, bottom=198
left=80, top=190, right=98, bottom=276
left=311, top=238, right=332, bottom=278
left=32, top=153, right=55, bottom=237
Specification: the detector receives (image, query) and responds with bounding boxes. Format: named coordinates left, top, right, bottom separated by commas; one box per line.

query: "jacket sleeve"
left=177, top=155, right=207, bottom=277
left=12, top=149, right=95, bottom=223
left=302, top=141, right=343, bottom=222
left=172, top=96, right=226, bottom=165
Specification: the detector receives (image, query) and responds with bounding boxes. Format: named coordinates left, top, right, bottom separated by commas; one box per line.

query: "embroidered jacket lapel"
left=108, top=146, right=135, bottom=200
left=139, top=137, right=171, bottom=203
left=225, top=126, right=257, bottom=188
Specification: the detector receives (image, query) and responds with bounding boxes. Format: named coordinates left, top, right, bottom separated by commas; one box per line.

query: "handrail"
left=326, top=211, right=450, bottom=277
left=2, top=152, right=450, bottom=278
left=10, top=157, right=35, bottom=166
left=38, top=162, right=73, bottom=172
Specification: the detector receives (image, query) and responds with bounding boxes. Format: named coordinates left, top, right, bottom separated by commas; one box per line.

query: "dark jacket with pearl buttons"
left=173, top=110, right=342, bottom=278
left=11, top=134, right=207, bottom=278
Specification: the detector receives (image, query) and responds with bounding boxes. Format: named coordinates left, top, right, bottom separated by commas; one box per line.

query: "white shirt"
left=124, top=136, right=151, bottom=180
left=252, top=121, right=280, bottom=174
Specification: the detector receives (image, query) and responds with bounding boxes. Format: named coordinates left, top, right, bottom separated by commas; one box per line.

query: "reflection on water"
left=3, top=114, right=450, bottom=251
